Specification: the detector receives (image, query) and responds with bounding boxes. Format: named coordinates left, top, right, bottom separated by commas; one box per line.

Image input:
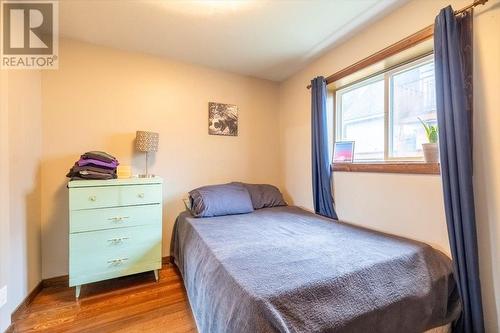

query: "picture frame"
left=333, top=141, right=355, bottom=163
left=208, top=102, right=238, bottom=136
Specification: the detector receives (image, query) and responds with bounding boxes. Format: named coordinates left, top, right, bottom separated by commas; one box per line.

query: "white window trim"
left=334, top=54, right=435, bottom=162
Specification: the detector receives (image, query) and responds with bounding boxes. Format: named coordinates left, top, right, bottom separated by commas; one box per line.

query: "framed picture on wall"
left=208, top=102, right=238, bottom=136
left=333, top=141, right=355, bottom=163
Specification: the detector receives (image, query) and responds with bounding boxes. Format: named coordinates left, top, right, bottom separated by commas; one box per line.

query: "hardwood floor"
left=10, top=264, right=197, bottom=333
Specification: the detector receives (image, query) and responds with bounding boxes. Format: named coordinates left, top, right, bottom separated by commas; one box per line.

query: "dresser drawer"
left=69, top=225, right=162, bottom=285
left=69, top=261, right=161, bottom=287
left=69, top=184, right=162, bottom=210
left=120, top=184, right=162, bottom=207
left=70, top=204, right=161, bottom=233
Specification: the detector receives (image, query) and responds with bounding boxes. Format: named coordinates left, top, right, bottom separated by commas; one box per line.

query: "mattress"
left=171, top=206, right=460, bottom=333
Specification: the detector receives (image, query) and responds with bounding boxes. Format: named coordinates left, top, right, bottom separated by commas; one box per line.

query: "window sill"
left=331, top=162, right=440, bottom=175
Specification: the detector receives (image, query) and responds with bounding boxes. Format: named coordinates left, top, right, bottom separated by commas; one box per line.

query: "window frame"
left=334, top=54, right=436, bottom=163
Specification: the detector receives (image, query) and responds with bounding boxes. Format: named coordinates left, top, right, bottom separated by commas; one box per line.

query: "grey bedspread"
left=171, top=206, right=460, bottom=333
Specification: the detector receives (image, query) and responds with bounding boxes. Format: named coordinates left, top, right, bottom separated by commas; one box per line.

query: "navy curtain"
left=311, top=77, right=338, bottom=219
left=434, top=6, right=484, bottom=333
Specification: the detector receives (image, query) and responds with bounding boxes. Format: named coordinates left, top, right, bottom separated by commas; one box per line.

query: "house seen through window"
left=335, top=55, right=436, bottom=161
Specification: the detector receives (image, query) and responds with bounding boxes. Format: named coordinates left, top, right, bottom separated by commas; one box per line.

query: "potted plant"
left=418, top=117, right=439, bottom=163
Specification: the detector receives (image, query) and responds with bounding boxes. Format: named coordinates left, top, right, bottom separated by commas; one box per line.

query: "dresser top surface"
left=68, top=176, right=163, bottom=188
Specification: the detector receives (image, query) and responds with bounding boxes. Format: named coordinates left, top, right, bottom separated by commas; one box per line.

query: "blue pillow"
left=233, top=182, right=287, bottom=209
left=189, top=183, right=254, bottom=217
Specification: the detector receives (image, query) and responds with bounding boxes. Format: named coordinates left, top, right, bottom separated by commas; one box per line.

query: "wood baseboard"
left=42, top=274, right=69, bottom=288
left=10, top=281, right=43, bottom=321
left=162, top=256, right=172, bottom=265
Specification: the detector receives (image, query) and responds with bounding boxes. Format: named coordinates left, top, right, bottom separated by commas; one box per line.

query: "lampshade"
left=135, top=131, right=159, bottom=152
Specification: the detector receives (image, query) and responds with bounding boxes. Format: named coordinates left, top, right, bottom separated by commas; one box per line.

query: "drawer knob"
left=107, top=237, right=130, bottom=244
left=108, top=216, right=130, bottom=222
left=89, top=195, right=97, bottom=202
left=138, top=193, right=145, bottom=198
left=107, top=257, right=129, bottom=265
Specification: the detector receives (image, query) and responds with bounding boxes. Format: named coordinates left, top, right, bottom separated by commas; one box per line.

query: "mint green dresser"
left=68, top=177, right=163, bottom=298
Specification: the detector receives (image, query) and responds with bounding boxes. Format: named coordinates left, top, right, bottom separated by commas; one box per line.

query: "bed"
left=171, top=205, right=460, bottom=333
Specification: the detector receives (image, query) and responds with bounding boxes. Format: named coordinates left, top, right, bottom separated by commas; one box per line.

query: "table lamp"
left=135, top=131, right=159, bottom=178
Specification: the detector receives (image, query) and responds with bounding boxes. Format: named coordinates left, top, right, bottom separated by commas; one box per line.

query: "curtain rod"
left=455, top=0, right=488, bottom=15
left=306, top=0, right=489, bottom=90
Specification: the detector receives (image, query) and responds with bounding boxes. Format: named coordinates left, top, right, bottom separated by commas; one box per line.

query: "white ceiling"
left=59, top=0, right=408, bottom=81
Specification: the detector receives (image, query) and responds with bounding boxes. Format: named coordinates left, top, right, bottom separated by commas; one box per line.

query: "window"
left=335, top=55, right=436, bottom=162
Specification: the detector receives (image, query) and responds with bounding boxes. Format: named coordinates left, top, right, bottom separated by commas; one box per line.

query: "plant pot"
left=422, top=143, right=439, bottom=163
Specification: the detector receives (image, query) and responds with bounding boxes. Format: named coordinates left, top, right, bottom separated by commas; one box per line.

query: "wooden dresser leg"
left=75, top=285, right=81, bottom=299
left=154, top=269, right=159, bottom=282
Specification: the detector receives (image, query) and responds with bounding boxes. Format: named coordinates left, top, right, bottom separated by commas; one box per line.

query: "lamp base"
left=138, top=174, right=155, bottom=178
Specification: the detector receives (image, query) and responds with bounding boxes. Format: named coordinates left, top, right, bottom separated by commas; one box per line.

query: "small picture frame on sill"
left=333, top=141, right=355, bottom=163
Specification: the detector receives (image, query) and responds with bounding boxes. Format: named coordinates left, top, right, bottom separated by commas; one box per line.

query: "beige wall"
left=334, top=173, right=449, bottom=253
left=278, top=0, right=499, bottom=331
left=473, top=2, right=500, bottom=331
left=0, top=70, right=43, bottom=331
left=41, top=39, right=281, bottom=278
left=0, top=69, right=11, bottom=333
left=7, top=70, right=43, bottom=318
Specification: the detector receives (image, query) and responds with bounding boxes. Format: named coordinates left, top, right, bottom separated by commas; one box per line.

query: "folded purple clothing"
left=77, top=158, right=118, bottom=168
